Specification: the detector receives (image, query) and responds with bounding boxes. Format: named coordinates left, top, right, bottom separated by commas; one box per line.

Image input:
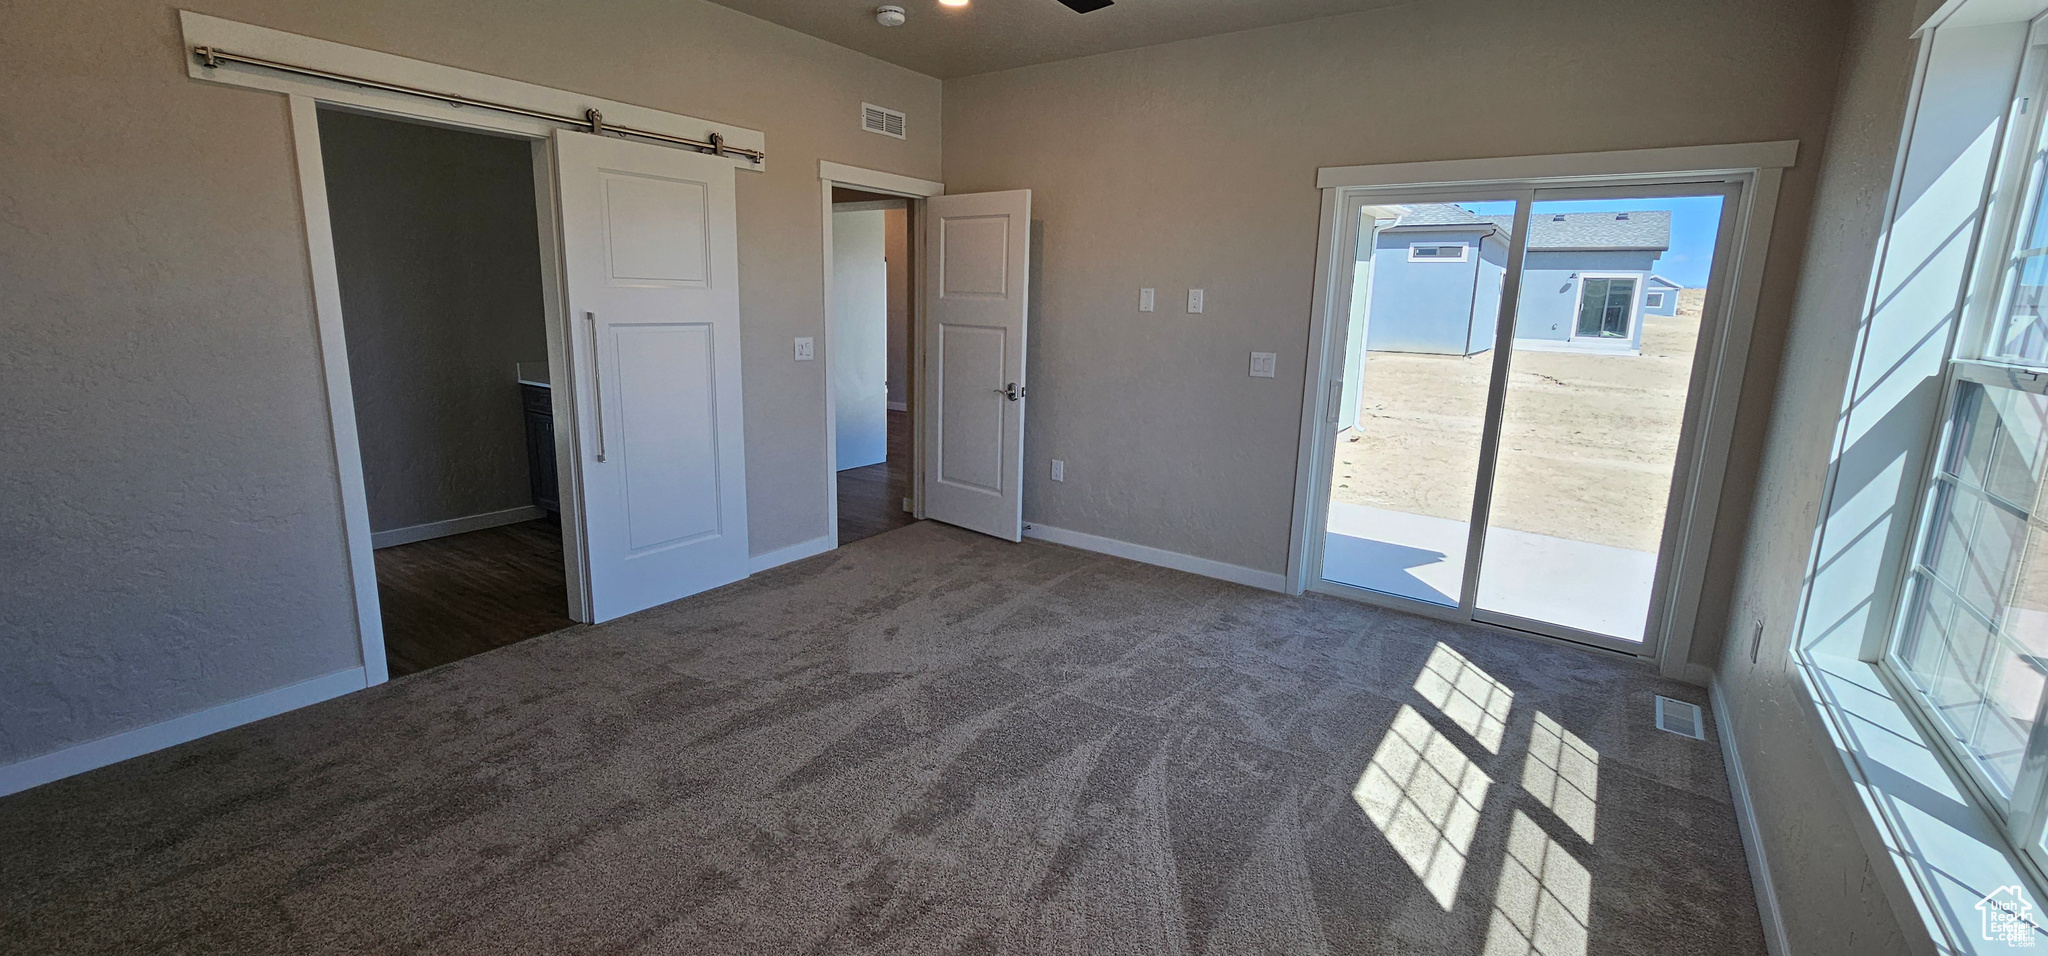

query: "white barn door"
left=556, top=130, right=748, bottom=621
left=921, top=190, right=1031, bottom=541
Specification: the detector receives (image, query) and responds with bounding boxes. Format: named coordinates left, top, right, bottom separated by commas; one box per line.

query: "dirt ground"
left=1330, top=289, right=1706, bottom=553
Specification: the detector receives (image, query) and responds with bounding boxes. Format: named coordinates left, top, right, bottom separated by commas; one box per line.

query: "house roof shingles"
left=1387, top=203, right=1671, bottom=252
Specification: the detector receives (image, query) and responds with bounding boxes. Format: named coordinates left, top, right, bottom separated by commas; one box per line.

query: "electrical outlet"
left=1139, top=288, right=1156, bottom=312
left=1187, top=289, right=1205, bottom=314
left=1250, top=352, right=1277, bottom=378
left=1051, top=459, right=1065, bottom=481
left=794, top=337, right=815, bottom=361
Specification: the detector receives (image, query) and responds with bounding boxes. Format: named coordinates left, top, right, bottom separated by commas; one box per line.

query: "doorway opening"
left=318, top=107, right=573, bottom=676
left=831, top=188, right=918, bottom=545
left=1305, top=175, right=1752, bottom=659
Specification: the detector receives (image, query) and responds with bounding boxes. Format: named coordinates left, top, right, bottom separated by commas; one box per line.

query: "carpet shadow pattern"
left=0, top=522, right=1763, bottom=955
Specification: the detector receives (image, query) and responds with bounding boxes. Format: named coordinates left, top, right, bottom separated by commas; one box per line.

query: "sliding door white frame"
left=1287, top=142, right=1793, bottom=678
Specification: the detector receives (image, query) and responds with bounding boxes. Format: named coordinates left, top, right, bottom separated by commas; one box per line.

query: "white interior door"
left=555, top=129, right=748, bottom=622
left=921, top=190, right=1031, bottom=541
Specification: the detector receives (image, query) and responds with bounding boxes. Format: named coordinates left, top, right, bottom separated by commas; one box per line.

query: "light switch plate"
left=1051, top=459, right=1065, bottom=481
left=1187, top=289, right=1205, bottom=314
left=794, top=337, right=814, bottom=361
left=1139, top=288, right=1155, bottom=313
left=1250, top=351, right=1277, bottom=378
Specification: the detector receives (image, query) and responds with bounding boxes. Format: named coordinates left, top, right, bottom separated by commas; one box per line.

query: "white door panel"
left=558, top=130, right=748, bottom=621
left=611, top=323, right=722, bottom=550
left=937, top=323, right=1008, bottom=493
left=923, top=190, right=1030, bottom=541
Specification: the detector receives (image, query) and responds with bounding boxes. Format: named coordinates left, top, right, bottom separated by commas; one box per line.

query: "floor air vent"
left=1654, top=696, right=1706, bottom=740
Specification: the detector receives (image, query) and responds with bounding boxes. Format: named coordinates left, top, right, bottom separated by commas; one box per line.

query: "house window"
left=1887, top=38, right=2048, bottom=875
left=1646, top=291, right=1667, bottom=309
left=1893, top=378, right=2048, bottom=799
left=1408, top=242, right=1468, bottom=262
left=1574, top=276, right=1637, bottom=339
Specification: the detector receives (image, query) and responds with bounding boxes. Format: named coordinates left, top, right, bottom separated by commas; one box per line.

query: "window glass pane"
left=1475, top=194, right=1725, bottom=641
left=1894, top=381, right=2048, bottom=797
left=1990, top=107, right=2048, bottom=366
left=1322, top=199, right=1514, bottom=606
left=1574, top=279, right=1610, bottom=336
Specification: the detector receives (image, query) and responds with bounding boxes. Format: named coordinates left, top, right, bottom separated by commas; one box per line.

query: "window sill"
left=1795, top=646, right=2048, bottom=953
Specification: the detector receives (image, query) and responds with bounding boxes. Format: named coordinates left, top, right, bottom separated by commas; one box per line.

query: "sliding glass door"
left=1312, top=180, right=1740, bottom=653
left=1320, top=192, right=1518, bottom=608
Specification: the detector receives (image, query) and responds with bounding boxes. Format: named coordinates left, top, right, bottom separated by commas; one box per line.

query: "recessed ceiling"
left=706, top=0, right=1425, bottom=79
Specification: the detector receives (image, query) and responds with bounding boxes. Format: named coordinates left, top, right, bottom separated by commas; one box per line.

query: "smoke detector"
left=876, top=5, right=906, bottom=26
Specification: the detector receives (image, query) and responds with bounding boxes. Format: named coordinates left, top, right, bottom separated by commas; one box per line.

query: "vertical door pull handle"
left=586, top=312, right=608, bottom=463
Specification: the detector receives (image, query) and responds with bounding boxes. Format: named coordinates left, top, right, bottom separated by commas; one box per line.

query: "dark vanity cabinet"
left=522, top=383, right=559, bottom=515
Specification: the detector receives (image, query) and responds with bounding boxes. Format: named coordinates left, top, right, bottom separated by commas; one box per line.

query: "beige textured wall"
left=0, top=0, right=938, bottom=765
left=320, top=108, right=548, bottom=534
left=942, top=0, right=1846, bottom=668
left=886, top=206, right=910, bottom=407
left=1713, top=0, right=1937, bottom=950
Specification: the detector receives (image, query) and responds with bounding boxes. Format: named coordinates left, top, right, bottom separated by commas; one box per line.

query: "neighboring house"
left=1356, top=204, right=1510, bottom=355
left=1358, top=204, right=1673, bottom=355
left=1644, top=274, right=1683, bottom=315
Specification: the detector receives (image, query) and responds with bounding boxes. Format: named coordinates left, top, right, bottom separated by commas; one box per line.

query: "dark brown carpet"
left=373, top=518, right=574, bottom=677
left=0, top=522, right=1762, bottom=955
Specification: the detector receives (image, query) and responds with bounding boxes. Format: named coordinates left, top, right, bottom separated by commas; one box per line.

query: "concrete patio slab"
left=1324, top=502, right=1656, bottom=642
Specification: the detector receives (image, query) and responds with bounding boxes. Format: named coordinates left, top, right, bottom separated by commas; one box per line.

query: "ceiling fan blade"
left=1053, top=0, right=1113, bottom=12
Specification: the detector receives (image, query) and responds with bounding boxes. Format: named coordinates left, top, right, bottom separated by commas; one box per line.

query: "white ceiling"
left=704, top=0, right=1427, bottom=79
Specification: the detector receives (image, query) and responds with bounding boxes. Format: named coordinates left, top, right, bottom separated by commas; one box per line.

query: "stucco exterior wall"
left=1368, top=227, right=1491, bottom=354
left=1514, top=250, right=1663, bottom=350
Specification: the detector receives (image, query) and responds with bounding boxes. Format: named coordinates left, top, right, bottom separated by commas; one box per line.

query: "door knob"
left=991, top=382, right=1021, bottom=401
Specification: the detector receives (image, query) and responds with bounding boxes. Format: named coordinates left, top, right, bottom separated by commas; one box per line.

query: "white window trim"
left=1407, top=241, right=1470, bottom=262
left=1646, top=290, right=1667, bottom=308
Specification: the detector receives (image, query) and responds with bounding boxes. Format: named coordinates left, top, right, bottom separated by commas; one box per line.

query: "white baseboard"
left=749, top=534, right=837, bottom=574
left=0, top=667, right=368, bottom=798
left=1710, top=679, right=1792, bottom=956
left=886, top=400, right=908, bottom=412
left=1023, top=523, right=1287, bottom=592
left=371, top=505, right=544, bottom=549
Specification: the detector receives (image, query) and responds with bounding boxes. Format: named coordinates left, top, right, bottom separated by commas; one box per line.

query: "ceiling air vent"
left=1654, top=695, right=1706, bottom=740
left=862, top=103, right=906, bottom=140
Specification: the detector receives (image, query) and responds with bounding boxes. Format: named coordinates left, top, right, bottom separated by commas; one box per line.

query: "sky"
left=1456, top=196, right=1725, bottom=287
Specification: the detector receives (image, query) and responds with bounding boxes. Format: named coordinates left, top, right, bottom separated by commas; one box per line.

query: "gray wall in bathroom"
left=320, top=108, right=549, bottom=535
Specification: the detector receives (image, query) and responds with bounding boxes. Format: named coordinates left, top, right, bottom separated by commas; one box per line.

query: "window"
left=1888, top=38, right=2048, bottom=875
left=1646, top=291, right=1667, bottom=309
left=1991, top=100, right=2048, bottom=364
left=1409, top=242, right=1468, bottom=262
left=1893, top=377, right=2048, bottom=798
left=1573, top=276, right=1637, bottom=339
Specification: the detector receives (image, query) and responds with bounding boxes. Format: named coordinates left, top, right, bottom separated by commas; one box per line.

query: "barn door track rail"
left=192, top=45, right=764, bottom=164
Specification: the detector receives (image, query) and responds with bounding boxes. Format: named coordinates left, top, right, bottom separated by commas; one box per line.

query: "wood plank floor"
left=839, top=408, right=916, bottom=546
left=373, top=518, right=574, bottom=677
